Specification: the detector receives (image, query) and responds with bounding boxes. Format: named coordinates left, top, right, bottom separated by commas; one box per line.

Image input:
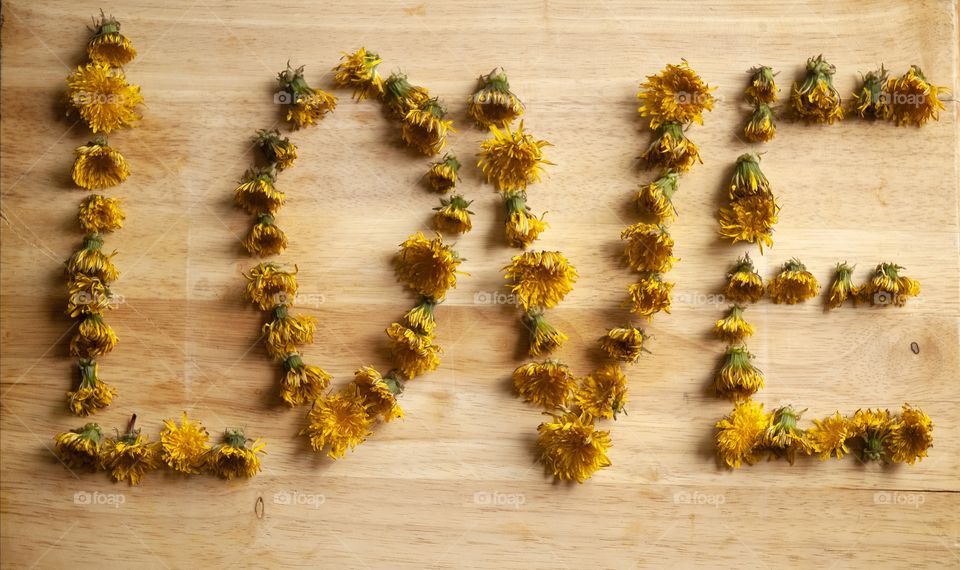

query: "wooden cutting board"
left=1, top=1, right=957, bottom=568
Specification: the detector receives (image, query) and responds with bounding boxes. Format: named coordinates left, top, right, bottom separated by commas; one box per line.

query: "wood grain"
left=1, top=1, right=958, bottom=568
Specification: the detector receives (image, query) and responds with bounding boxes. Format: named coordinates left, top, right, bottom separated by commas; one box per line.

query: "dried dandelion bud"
left=636, top=170, right=679, bottom=222
left=883, top=66, right=947, bottom=127
left=244, top=262, right=298, bottom=311
left=263, top=304, right=316, bottom=359
left=66, top=358, right=117, bottom=416
left=401, top=98, right=455, bottom=156
left=385, top=322, right=441, bottom=379
left=468, top=68, right=525, bottom=128
left=332, top=47, right=385, bottom=101
left=745, top=65, right=778, bottom=104
left=425, top=154, right=461, bottom=192
left=281, top=352, right=332, bottom=406
left=234, top=167, right=284, bottom=215
left=254, top=129, right=297, bottom=170
left=384, top=72, right=431, bottom=119
left=66, top=234, right=120, bottom=282
left=767, top=258, right=819, bottom=304
left=477, top=121, right=552, bottom=191
left=826, top=262, right=858, bottom=309
left=852, top=66, right=890, bottom=119
left=66, top=61, right=143, bottom=133
left=101, top=416, right=161, bottom=485
left=207, top=428, right=266, bottom=479
left=86, top=12, right=137, bottom=67
left=504, top=250, right=578, bottom=311
left=791, top=54, right=844, bottom=124
left=504, top=191, right=548, bottom=248
left=806, top=411, right=851, bottom=460
left=859, top=262, right=920, bottom=307
left=78, top=194, right=124, bottom=234
left=244, top=213, right=288, bottom=257
left=626, top=273, right=673, bottom=320
left=54, top=422, right=104, bottom=471
left=432, top=195, right=473, bottom=235
left=722, top=253, right=764, bottom=304
left=523, top=309, right=568, bottom=357
left=395, top=232, right=464, bottom=301
left=743, top=103, right=777, bottom=142
left=713, top=305, right=754, bottom=343
left=729, top=153, right=771, bottom=199
left=641, top=121, right=701, bottom=172
left=889, top=404, right=933, bottom=464
left=402, top=296, right=438, bottom=335
left=276, top=64, right=337, bottom=129
left=762, top=406, right=811, bottom=465
left=351, top=366, right=404, bottom=423
left=598, top=326, right=650, bottom=364
left=159, top=412, right=210, bottom=474
left=72, top=137, right=129, bottom=190
left=718, top=193, right=779, bottom=252
left=70, top=314, right=119, bottom=358
left=848, top=408, right=895, bottom=463
left=714, top=345, right=764, bottom=400
left=575, top=363, right=629, bottom=420
left=301, top=390, right=374, bottom=459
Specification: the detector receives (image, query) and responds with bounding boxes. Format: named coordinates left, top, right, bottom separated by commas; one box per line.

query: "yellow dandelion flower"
left=743, top=103, right=777, bottom=142
left=715, top=399, right=769, bottom=469
left=66, top=234, right=120, bottom=282
left=351, top=366, right=404, bottom=423
left=504, top=250, right=578, bottom=311
left=54, top=423, right=103, bottom=471
left=71, top=137, right=129, bottom=190
left=637, top=60, right=716, bottom=129
left=714, top=305, right=754, bottom=343
left=537, top=411, right=612, bottom=483
left=807, top=411, right=851, bottom=460
left=715, top=345, right=764, bottom=400
left=395, top=231, right=464, bottom=301
left=512, top=360, right=577, bottom=410
left=889, top=404, right=933, bottom=465
left=575, top=363, right=628, bottom=420
left=791, top=54, right=844, bottom=124
left=384, top=72, right=430, bottom=119
left=277, top=64, right=337, bottom=129
left=401, top=98, right=455, bottom=156
left=101, top=424, right=161, bottom=486
left=636, top=170, right=679, bottom=223
left=621, top=222, right=677, bottom=273
left=70, top=314, right=118, bottom=358
left=208, top=429, right=266, bottom=479
left=745, top=65, right=778, bottom=104
left=524, top=309, right=568, bottom=357
left=859, top=262, right=920, bottom=307
left=66, top=274, right=116, bottom=318
left=78, top=194, right=124, bottom=234
left=729, top=153, right=771, bottom=199
left=504, top=191, right=548, bottom=248
left=433, top=195, right=473, bottom=234
left=234, top=167, right=284, bottom=215
left=332, top=47, right=385, bottom=101
left=827, top=262, right=858, bottom=309
left=281, top=353, right=332, bottom=406
left=641, top=121, right=701, bottom=173
left=66, top=359, right=117, bottom=416
left=477, top=121, right=552, bottom=192
left=402, top=296, right=438, bottom=335
left=768, top=258, right=820, bottom=304
left=852, top=66, right=890, bottom=120
left=762, top=405, right=812, bottom=465
left=263, top=305, right=316, bottom=359
left=626, top=273, right=673, bottom=320
left=468, top=67, right=525, bottom=128
left=244, top=262, right=298, bottom=310
left=66, top=61, right=143, bottom=133
left=849, top=408, right=895, bottom=462
left=718, top=193, right=780, bottom=252
left=243, top=214, right=288, bottom=257
left=254, top=129, right=297, bottom=170
left=883, top=66, right=947, bottom=127
left=159, top=412, right=210, bottom=474
left=86, top=12, right=137, bottom=67
left=425, top=154, right=461, bottom=192
left=598, top=326, right=650, bottom=364
left=301, top=390, right=374, bottom=459
left=386, top=322, right=441, bottom=379
left=723, top=253, right=765, bottom=304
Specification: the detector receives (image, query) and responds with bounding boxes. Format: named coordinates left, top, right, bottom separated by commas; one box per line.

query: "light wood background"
left=1, top=1, right=958, bottom=568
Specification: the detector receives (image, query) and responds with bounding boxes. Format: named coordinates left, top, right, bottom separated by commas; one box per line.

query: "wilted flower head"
left=276, top=64, right=337, bottom=129
left=401, top=98, right=454, bottom=156
left=477, top=121, right=552, bottom=192
left=468, top=68, right=525, bottom=128
left=86, top=12, right=137, bottom=67
left=395, top=232, right=464, bottom=300
left=883, top=66, right=947, bottom=127
left=66, top=61, right=143, bottom=133
left=537, top=411, right=612, bottom=483
left=504, top=191, right=548, bottom=248
left=767, top=258, right=820, bottom=304
left=715, top=399, right=769, bottom=469
left=637, top=60, right=716, bottom=128
left=384, top=72, right=431, bottom=119
left=504, top=250, right=578, bottom=311
left=745, top=65, right=778, bottom=104
left=332, top=47, right=385, bottom=101
left=626, top=273, right=673, bottom=320
left=72, top=137, right=129, bottom=190
left=791, top=54, right=844, bottom=124
left=641, top=122, right=701, bottom=172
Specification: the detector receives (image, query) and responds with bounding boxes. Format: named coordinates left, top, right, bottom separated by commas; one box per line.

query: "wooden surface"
left=2, top=1, right=959, bottom=568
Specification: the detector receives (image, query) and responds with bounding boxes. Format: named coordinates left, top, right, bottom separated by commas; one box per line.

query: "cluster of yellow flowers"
left=61, top=14, right=144, bottom=418
left=718, top=153, right=779, bottom=252
left=851, top=65, right=948, bottom=125
left=828, top=262, right=921, bottom=308
left=54, top=413, right=265, bottom=484
left=716, top=402, right=933, bottom=469
left=743, top=65, right=778, bottom=142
